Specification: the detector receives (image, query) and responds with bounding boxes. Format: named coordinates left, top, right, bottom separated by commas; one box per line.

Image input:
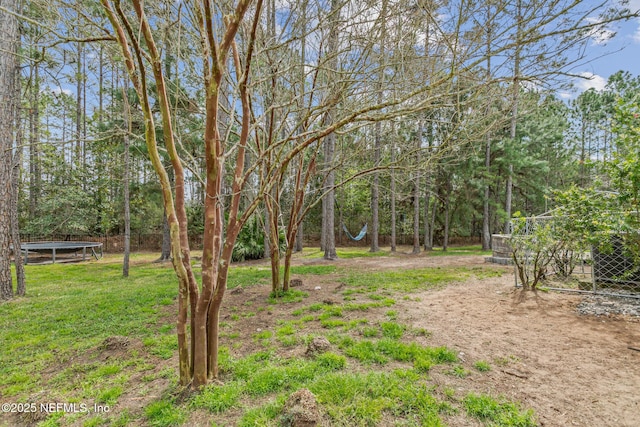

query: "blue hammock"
left=342, top=223, right=368, bottom=241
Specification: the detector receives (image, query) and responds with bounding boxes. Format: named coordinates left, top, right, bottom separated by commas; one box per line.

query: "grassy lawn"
left=301, top=247, right=391, bottom=259
left=301, top=245, right=492, bottom=259
left=426, top=245, right=492, bottom=257
left=0, top=251, right=533, bottom=427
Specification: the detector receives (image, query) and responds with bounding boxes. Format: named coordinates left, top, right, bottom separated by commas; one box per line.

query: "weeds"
left=268, top=289, right=308, bottom=304
left=192, top=382, right=245, bottom=413
left=145, top=399, right=187, bottom=427
left=474, top=360, right=492, bottom=372
left=447, top=365, right=470, bottom=378
left=380, top=321, right=405, bottom=339
left=463, top=393, right=536, bottom=426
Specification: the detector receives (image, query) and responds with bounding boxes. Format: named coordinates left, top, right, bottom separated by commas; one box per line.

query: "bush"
left=232, top=214, right=287, bottom=262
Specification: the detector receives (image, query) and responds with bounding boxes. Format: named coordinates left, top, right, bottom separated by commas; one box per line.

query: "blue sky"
left=562, top=0, right=640, bottom=97
left=48, top=1, right=640, bottom=103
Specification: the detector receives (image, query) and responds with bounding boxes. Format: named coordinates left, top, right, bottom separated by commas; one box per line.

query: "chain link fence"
left=509, top=214, right=640, bottom=299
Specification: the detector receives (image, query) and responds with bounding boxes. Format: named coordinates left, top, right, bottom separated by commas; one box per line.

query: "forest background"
left=2, top=0, right=640, bottom=256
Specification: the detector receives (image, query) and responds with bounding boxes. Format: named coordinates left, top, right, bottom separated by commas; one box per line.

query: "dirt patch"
left=401, top=270, right=640, bottom=426
left=282, top=388, right=321, bottom=427
left=305, top=337, right=331, bottom=356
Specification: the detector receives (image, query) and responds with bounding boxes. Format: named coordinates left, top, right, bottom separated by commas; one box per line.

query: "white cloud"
left=626, top=0, right=640, bottom=13
left=575, top=72, right=607, bottom=92
left=558, top=91, right=573, bottom=100
left=633, top=18, right=640, bottom=43
left=585, top=17, right=616, bottom=45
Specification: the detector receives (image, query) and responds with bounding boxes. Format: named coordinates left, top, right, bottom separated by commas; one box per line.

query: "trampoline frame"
left=17, top=241, right=104, bottom=265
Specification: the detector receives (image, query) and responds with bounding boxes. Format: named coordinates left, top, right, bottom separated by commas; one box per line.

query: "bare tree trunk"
left=423, top=185, right=431, bottom=251
left=320, top=200, right=326, bottom=251
left=429, top=191, right=436, bottom=249
left=579, top=119, right=586, bottom=187
left=294, top=217, right=303, bottom=252
left=99, top=46, right=104, bottom=120
left=482, top=134, right=491, bottom=249
left=322, top=0, right=340, bottom=261
left=265, top=0, right=284, bottom=291
left=29, top=60, right=40, bottom=218
left=158, top=212, right=171, bottom=261
left=423, top=118, right=433, bottom=251
left=370, top=0, right=388, bottom=253
left=505, top=0, right=521, bottom=234
left=293, top=1, right=307, bottom=257
left=76, top=36, right=83, bottom=165
left=412, top=120, right=422, bottom=254
left=338, top=197, right=343, bottom=246
left=370, top=123, right=380, bottom=252
left=266, top=184, right=282, bottom=292
left=0, top=0, right=19, bottom=300
left=504, top=165, right=513, bottom=233
left=482, top=5, right=493, bottom=250
left=443, top=178, right=451, bottom=252
left=82, top=44, right=87, bottom=169
left=390, top=127, right=396, bottom=252
left=324, top=132, right=338, bottom=260
left=11, top=154, right=25, bottom=296
left=122, top=83, right=131, bottom=277
left=158, top=7, right=173, bottom=263
left=11, top=19, right=25, bottom=296
left=264, top=209, right=271, bottom=258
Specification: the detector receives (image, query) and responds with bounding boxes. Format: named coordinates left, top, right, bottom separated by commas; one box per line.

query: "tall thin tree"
left=0, top=0, right=19, bottom=300
left=322, top=0, right=341, bottom=260
left=370, top=0, right=388, bottom=253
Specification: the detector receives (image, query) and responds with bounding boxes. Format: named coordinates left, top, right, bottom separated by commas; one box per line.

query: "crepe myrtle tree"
left=98, top=0, right=270, bottom=388
left=94, top=0, right=434, bottom=388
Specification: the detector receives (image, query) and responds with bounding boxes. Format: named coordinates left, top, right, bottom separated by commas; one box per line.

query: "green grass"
left=338, top=336, right=457, bottom=367
left=226, top=266, right=272, bottom=288
left=143, top=334, right=178, bottom=359
left=315, top=352, right=347, bottom=370
left=380, top=321, right=405, bottom=339
left=463, top=393, right=536, bottom=426
left=362, top=326, right=380, bottom=338
left=302, top=247, right=390, bottom=259
left=191, top=381, right=245, bottom=413
left=447, top=365, right=471, bottom=378
left=474, top=360, right=492, bottom=372
left=226, top=264, right=336, bottom=291
left=343, top=267, right=480, bottom=293
left=268, top=289, right=308, bottom=304
left=320, top=318, right=348, bottom=329
left=253, top=330, right=273, bottom=340
left=238, top=396, right=286, bottom=427
left=0, top=258, right=178, bottom=397
left=96, top=385, right=124, bottom=405
left=145, top=399, right=187, bottom=427
left=290, top=265, right=338, bottom=275
left=427, top=245, right=492, bottom=257
left=309, top=370, right=449, bottom=426
left=275, top=323, right=298, bottom=347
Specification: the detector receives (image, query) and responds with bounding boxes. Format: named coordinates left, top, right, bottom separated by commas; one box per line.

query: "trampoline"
left=16, top=241, right=103, bottom=265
